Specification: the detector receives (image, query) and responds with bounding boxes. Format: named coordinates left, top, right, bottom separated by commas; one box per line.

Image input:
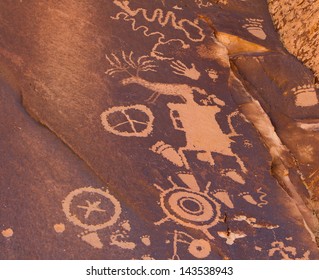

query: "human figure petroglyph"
left=103, top=47, right=247, bottom=176
left=121, top=74, right=247, bottom=175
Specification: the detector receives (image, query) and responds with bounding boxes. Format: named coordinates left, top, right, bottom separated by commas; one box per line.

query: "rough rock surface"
left=0, top=0, right=318, bottom=259
left=268, top=0, right=319, bottom=81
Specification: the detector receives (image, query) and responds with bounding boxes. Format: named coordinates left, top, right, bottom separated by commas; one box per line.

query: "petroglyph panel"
left=1, top=0, right=319, bottom=259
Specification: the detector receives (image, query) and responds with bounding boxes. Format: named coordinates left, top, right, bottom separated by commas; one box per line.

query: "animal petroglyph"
left=111, top=1, right=204, bottom=60
left=110, top=234, right=136, bottom=250
left=110, top=220, right=136, bottom=250
left=141, top=235, right=151, bottom=246
left=62, top=187, right=121, bottom=232
left=170, top=230, right=211, bottom=259
left=239, top=188, right=268, bottom=207
left=121, top=75, right=207, bottom=103
left=217, top=230, right=247, bottom=245
left=284, top=84, right=318, bottom=107
left=243, top=18, right=267, bottom=40
left=118, top=74, right=247, bottom=177
left=233, top=215, right=278, bottom=229
left=101, top=105, right=155, bottom=137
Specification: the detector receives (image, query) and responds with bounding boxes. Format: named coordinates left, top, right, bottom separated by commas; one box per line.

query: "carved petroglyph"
left=110, top=234, right=136, bottom=250
left=217, top=230, right=247, bottom=245
left=141, top=254, right=155, bottom=260
left=1, top=228, right=13, bottom=238
left=79, top=231, right=104, bottom=249
left=141, top=235, right=151, bottom=246
left=268, top=241, right=310, bottom=260
left=170, top=60, right=201, bottom=80
left=297, top=120, right=319, bottom=132
left=106, top=59, right=247, bottom=178
left=77, top=200, right=106, bottom=219
left=110, top=220, right=136, bottom=250
left=221, top=169, right=245, bottom=184
left=151, top=141, right=186, bottom=167
left=243, top=139, right=253, bottom=148
left=110, top=233, right=136, bottom=250
left=101, top=105, right=155, bottom=137
left=62, top=187, right=121, bottom=232
left=167, top=100, right=247, bottom=174
left=243, top=18, right=267, bottom=40
left=195, top=0, right=228, bottom=8
left=62, top=187, right=125, bottom=249
left=112, top=1, right=205, bottom=60
left=54, top=223, right=65, bottom=233
left=121, top=75, right=207, bottom=103
left=284, top=85, right=318, bottom=107
left=206, top=69, right=219, bottom=82
left=177, top=172, right=201, bottom=192
left=105, top=51, right=157, bottom=78
left=170, top=230, right=211, bottom=259
left=233, top=215, right=279, bottom=229
left=239, top=188, right=268, bottom=207
left=212, top=189, right=234, bottom=209
left=112, top=0, right=205, bottom=42
left=154, top=180, right=221, bottom=240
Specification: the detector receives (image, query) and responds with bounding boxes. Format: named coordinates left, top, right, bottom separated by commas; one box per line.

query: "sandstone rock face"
left=268, top=0, right=319, bottom=81
left=0, top=0, right=319, bottom=259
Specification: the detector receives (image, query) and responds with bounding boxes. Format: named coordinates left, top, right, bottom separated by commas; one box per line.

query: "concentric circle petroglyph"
left=160, top=188, right=221, bottom=230
left=62, top=187, right=121, bottom=231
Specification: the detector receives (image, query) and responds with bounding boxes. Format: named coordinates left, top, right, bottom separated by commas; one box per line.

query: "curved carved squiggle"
left=257, top=187, right=268, bottom=207
left=112, top=0, right=205, bottom=42
left=112, top=12, right=165, bottom=40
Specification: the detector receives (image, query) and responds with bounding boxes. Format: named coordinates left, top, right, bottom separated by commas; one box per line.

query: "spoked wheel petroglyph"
left=157, top=187, right=221, bottom=239
left=62, top=187, right=121, bottom=232
left=101, top=105, right=154, bottom=137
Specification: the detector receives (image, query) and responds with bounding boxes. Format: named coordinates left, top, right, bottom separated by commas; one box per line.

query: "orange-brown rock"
left=0, top=0, right=318, bottom=259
